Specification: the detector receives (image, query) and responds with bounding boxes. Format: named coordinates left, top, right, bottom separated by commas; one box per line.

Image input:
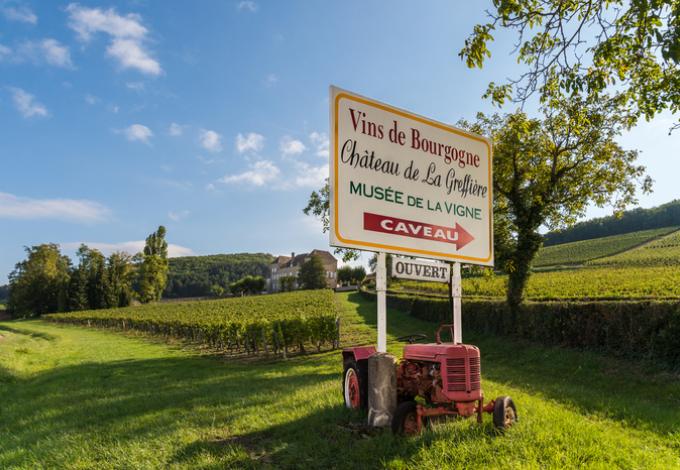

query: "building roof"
left=271, top=250, right=337, bottom=269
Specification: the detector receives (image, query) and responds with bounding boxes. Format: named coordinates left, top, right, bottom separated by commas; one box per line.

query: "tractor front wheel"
left=343, top=361, right=366, bottom=410
left=492, top=396, right=517, bottom=430
left=392, top=401, right=420, bottom=436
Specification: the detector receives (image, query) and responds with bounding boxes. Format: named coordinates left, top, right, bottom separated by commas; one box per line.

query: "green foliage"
left=302, top=179, right=359, bottom=263
left=229, top=275, right=265, bottom=296
left=8, top=244, right=71, bottom=318
left=461, top=0, right=680, bottom=131
left=361, top=290, right=680, bottom=370
left=297, top=254, right=326, bottom=290
left=278, top=275, right=297, bottom=292
left=590, top=229, right=680, bottom=267
left=390, top=265, right=680, bottom=300
left=534, top=227, right=678, bottom=267
left=545, top=199, right=680, bottom=245
left=137, top=226, right=169, bottom=303
left=461, top=105, right=649, bottom=311
left=47, top=290, right=339, bottom=356
left=337, top=266, right=367, bottom=285
left=0, top=285, right=9, bottom=303
left=165, top=253, right=273, bottom=298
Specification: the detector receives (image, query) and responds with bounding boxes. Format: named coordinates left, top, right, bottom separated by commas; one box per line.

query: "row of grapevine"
left=46, top=290, right=340, bottom=357
left=533, top=227, right=678, bottom=267
left=390, top=265, right=680, bottom=300
left=589, top=229, right=680, bottom=267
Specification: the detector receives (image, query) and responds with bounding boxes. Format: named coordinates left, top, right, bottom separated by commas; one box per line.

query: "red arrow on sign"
left=363, top=212, right=475, bottom=250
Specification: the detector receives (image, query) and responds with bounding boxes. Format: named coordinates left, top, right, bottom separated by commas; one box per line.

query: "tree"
left=279, top=275, right=297, bottom=292
left=460, top=0, right=680, bottom=131
left=337, top=266, right=354, bottom=286
left=303, top=179, right=360, bottom=263
left=67, top=264, right=89, bottom=311
left=8, top=244, right=71, bottom=317
left=138, top=226, right=169, bottom=303
left=105, top=252, right=135, bottom=308
left=297, top=254, right=327, bottom=290
left=76, top=244, right=107, bottom=310
left=229, top=275, right=266, bottom=296
left=460, top=96, right=650, bottom=313
left=351, top=266, right=367, bottom=284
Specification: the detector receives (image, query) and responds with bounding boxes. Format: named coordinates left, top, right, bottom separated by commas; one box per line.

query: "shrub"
left=360, top=290, right=680, bottom=369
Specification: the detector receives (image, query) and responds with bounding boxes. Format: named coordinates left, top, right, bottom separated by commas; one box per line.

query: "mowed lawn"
left=1, top=293, right=679, bottom=469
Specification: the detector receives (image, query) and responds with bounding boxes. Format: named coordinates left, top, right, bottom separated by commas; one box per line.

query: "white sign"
left=393, top=257, right=450, bottom=283
left=329, top=86, right=494, bottom=266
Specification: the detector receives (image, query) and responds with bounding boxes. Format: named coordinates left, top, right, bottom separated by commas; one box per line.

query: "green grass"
left=589, top=229, right=680, bottom=267
left=391, top=264, right=680, bottom=300
left=533, top=227, right=678, bottom=267
left=1, top=293, right=679, bottom=469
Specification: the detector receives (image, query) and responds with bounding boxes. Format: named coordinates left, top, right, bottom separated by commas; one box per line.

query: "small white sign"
left=329, top=86, right=494, bottom=266
left=393, top=256, right=450, bottom=283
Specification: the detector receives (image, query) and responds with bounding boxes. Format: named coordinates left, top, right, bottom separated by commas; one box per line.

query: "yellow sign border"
left=333, top=91, right=494, bottom=263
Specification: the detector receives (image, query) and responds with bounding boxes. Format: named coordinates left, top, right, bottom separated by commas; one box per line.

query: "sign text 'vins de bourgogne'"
left=329, top=86, right=494, bottom=266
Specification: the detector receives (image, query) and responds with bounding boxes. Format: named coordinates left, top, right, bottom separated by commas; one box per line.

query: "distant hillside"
left=534, top=227, right=678, bottom=267
left=544, top=199, right=680, bottom=246
left=165, top=253, right=274, bottom=298
left=589, top=229, right=680, bottom=267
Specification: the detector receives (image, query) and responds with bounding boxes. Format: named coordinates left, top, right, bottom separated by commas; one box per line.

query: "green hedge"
left=360, top=290, right=680, bottom=369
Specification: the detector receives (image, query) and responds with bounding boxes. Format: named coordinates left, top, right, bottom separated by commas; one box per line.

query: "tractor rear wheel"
left=392, top=401, right=420, bottom=436
left=343, top=360, right=367, bottom=410
left=493, top=396, right=517, bottom=430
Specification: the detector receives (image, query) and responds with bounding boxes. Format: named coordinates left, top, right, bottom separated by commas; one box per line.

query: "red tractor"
left=342, top=325, right=517, bottom=435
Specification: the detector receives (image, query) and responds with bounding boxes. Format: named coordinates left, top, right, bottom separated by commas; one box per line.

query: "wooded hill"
left=165, top=253, right=273, bottom=298
left=544, top=199, right=680, bottom=246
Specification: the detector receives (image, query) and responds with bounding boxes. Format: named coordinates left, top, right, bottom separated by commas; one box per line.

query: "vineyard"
left=589, top=229, right=680, bottom=267
left=47, top=290, right=339, bottom=357
left=391, top=265, right=680, bottom=300
left=533, top=227, right=677, bottom=267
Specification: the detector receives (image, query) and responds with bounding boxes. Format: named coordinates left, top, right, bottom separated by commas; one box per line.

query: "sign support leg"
left=452, top=262, right=462, bottom=343
left=376, top=251, right=387, bottom=353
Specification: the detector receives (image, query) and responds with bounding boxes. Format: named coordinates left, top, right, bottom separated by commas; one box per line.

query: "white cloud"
left=0, top=192, right=110, bottom=223
left=292, top=162, right=328, bottom=188
left=199, top=129, right=223, bottom=152
left=0, top=44, right=11, bottom=60
left=219, top=160, right=280, bottom=187
left=280, top=136, right=306, bottom=156
left=66, top=4, right=161, bottom=75
left=62, top=241, right=194, bottom=257
left=9, top=87, right=48, bottom=118
left=12, top=39, right=73, bottom=68
left=107, top=38, right=161, bottom=75
left=168, top=122, right=184, bottom=136
left=123, top=124, right=153, bottom=143
left=2, top=6, right=37, bottom=24
left=264, top=73, right=278, bottom=87
left=126, top=81, right=145, bottom=91
left=237, top=1, right=258, bottom=12
left=168, top=210, right=190, bottom=222
left=40, top=39, right=73, bottom=67
left=84, top=93, right=99, bottom=105
left=236, top=132, right=264, bottom=154
left=205, top=183, right=216, bottom=192
left=309, top=131, right=329, bottom=158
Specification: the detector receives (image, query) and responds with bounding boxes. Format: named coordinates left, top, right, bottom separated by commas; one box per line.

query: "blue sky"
left=1, top=1, right=678, bottom=283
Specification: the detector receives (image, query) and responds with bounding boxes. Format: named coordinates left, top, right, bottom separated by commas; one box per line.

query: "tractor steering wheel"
left=396, top=333, right=428, bottom=344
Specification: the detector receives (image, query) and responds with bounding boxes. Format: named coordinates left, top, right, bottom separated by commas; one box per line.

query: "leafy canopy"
left=460, top=0, right=680, bottom=130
